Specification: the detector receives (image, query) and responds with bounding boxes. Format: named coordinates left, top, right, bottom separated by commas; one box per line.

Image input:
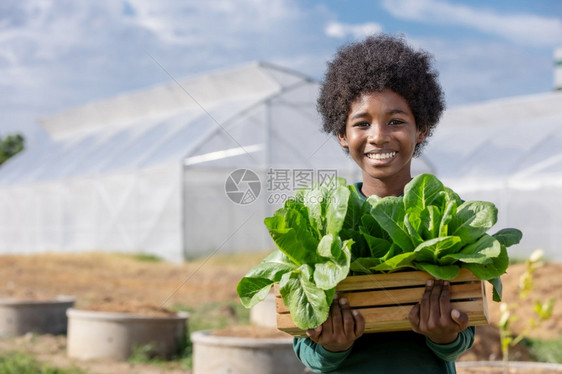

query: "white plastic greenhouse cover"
left=0, top=62, right=434, bottom=262
left=424, top=91, right=562, bottom=261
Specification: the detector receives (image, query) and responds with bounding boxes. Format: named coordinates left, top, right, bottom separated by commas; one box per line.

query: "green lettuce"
left=350, top=174, right=522, bottom=301
left=237, top=174, right=522, bottom=330
left=237, top=178, right=354, bottom=330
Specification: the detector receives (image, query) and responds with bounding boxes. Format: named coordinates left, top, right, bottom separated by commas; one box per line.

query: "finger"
left=306, top=325, right=322, bottom=341
left=451, top=309, right=469, bottom=331
left=419, top=279, right=434, bottom=328
left=352, top=309, right=365, bottom=337
left=328, top=295, right=342, bottom=336
left=322, top=294, right=340, bottom=337
left=339, top=297, right=355, bottom=337
left=430, top=279, right=445, bottom=321
left=439, top=281, right=452, bottom=322
left=409, top=303, right=421, bottom=332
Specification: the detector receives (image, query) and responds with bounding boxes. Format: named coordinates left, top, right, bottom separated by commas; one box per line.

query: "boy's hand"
left=306, top=294, right=365, bottom=352
left=409, top=279, right=469, bottom=344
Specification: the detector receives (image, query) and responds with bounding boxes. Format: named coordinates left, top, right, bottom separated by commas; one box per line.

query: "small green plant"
left=498, top=249, right=556, bottom=371
left=0, top=352, right=85, bottom=374
left=0, top=133, right=24, bottom=166
left=525, top=336, right=562, bottom=363
left=128, top=343, right=161, bottom=364
left=128, top=335, right=191, bottom=368
left=127, top=252, right=163, bottom=262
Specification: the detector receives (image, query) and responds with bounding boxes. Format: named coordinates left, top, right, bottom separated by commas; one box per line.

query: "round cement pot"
left=457, top=361, right=562, bottom=373
left=66, top=308, right=188, bottom=361
left=0, top=295, right=75, bottom=337
left=250, top=292, right=277, bottom=328
left=191, top=329, right=306, bottom=374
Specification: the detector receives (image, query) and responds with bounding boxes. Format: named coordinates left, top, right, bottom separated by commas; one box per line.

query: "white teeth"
left=366, top=152, right=396, bottom=160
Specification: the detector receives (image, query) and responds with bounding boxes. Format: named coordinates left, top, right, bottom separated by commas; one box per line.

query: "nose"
left=366, top=122, right=389, bottom=145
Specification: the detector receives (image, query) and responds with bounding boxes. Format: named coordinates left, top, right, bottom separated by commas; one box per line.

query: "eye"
left=353, top=121, right=370, bottom=128
left=389, top=119, right=405, bottom=126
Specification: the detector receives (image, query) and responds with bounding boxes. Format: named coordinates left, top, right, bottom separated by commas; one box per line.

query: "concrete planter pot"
left=191, top=329, right=306, bottom=374
left=250, top=291, right=276, bottom=328
left=0, top=295, right=75, bottom=337
left=66, top=308, right=188, bottom=361
left=457, top=361, right=562, bottom=373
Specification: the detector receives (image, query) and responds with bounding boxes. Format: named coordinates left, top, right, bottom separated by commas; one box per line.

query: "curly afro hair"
left=317, top=34, right=445, bottom=156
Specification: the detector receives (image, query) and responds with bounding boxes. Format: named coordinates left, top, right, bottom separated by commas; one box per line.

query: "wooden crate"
left=275, top=268, right=489, bottom=337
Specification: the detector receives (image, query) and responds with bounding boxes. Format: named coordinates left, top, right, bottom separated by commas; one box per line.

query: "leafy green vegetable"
left=360, top=174, right=521, bottom=301
left=371, top=197, right=415, bottom=252
left=237, top=173, right=522, bottom=330
left=279, top=265, right=331, bottom=330
left=314, top=234, right=352, bottom=290
left=237, top=178, right=354, bottom=330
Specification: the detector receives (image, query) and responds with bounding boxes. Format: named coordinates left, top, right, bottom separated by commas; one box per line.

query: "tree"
left=0, top=133, right=25, bottom=166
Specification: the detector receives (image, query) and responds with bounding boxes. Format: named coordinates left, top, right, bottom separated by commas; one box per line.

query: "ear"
left=416, top=126, right=429, bottom=144
left=337, top=132, right=349, bottom=148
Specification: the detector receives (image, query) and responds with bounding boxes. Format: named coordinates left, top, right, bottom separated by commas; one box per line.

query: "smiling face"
left=338, top=89, right=427, bottom=198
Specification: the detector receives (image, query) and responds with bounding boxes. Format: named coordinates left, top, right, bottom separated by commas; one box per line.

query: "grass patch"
left=0, top=352, right=85, bottom=374
left=177, top=300, right=250, bottom=332
left=127, top=343, right=189, bottom=369
left=508, top=251, right=556, bottom=265
left=186, top=250, right=273, bottom=268
left=123, top=252, right=163, bottom=262
left=525, top=336, right=562, bottom=363
left=127, top=337, right=191, bottom=370
left=508, top=257, right=527, bottom=265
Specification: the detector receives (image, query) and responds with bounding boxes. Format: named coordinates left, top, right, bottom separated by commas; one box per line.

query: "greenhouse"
left=0, top=62, right=432, bottom=261
left=425, top=91, right=562, bottom=261
left=0, top=61, right=559, bottom=262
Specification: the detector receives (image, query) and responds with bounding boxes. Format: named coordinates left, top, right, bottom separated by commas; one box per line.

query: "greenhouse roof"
left=426, top=90, right=562, bottom=191
left=0, top=62, right=323, bottom=185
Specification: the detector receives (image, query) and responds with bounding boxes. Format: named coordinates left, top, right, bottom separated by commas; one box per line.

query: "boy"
left=293, top=34, right=474, bottom=373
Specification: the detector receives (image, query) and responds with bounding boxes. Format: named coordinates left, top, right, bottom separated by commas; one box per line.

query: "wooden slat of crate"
left=275, top=269, right=489, bottom=337
left=275, top=281, right=482, bottom=314
left=336, top=268, right=478, bottom=291
left=277, top=299, right=488, bottom=337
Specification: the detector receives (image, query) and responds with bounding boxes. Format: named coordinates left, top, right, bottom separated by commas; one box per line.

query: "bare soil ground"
left=0, top=252, right=560, bottom=374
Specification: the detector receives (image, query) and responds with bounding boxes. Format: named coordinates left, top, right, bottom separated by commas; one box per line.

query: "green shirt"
left=292, top=182, right=475, bottom=373
left=293, top=328, right=474, bottom=373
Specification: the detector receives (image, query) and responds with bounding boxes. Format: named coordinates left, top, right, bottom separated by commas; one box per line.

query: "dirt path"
left=0, top=252, right=560, bottom=373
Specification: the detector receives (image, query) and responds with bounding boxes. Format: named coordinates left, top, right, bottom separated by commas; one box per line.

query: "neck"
left=360, top=173, right=411, bottom=198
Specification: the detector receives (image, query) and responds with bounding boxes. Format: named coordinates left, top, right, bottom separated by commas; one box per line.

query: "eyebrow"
left=388, top=109, right=409, bottom=115
left=349, top=108, right=409, bottom=120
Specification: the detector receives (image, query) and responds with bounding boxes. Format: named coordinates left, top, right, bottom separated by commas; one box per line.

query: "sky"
left=2, top=0, right=562, bottom=147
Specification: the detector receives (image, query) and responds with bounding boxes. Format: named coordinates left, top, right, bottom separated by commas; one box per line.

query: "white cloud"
left=325, top=21, right=382, bottom=39
left=0, top=0, right=331, bottom=145
left=0, top=0, right=557, bottom=148
left=126, top=0, right=302, bottom=45
left=381, top=0, right=562, bottom=46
